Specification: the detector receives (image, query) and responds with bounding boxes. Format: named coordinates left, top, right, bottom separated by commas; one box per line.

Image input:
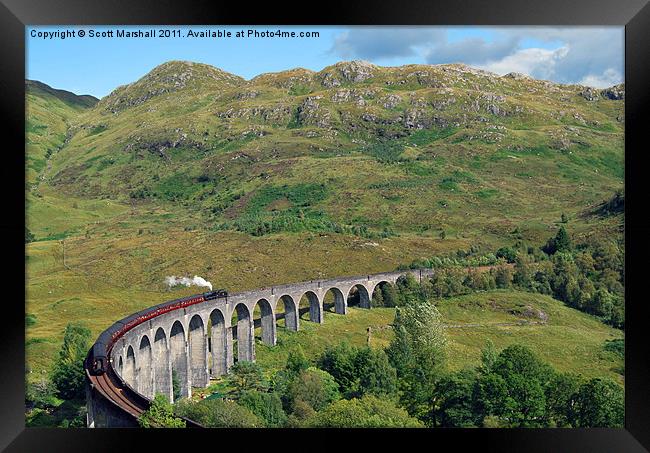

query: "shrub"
left=139, top=394, right=185, bottom=428
left=175, top=398, right=261, bottom=428
left=306, top=395, right=423, bottom=428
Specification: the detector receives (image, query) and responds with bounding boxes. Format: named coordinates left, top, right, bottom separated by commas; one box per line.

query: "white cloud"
left=475, top=46, right=569, bottom=81
left=329, top=27, right=623, bottom=86
left=578, top=68, right=622, bottom=88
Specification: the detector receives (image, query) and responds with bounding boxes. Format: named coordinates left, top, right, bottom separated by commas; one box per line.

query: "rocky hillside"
left=32, top=60, right=624, bottom=245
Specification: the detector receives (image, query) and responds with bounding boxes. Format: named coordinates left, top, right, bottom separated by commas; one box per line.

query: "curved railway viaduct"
left=85, top=268, right=434, bottom=427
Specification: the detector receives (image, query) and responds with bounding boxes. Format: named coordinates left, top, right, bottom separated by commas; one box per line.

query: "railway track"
left=86, top=362, right=148, bottom=419
left=86, top=358, right=204, bottom=427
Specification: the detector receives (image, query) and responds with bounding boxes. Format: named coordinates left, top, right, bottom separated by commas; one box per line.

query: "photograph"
left=24, top=25, right=627, bottom=430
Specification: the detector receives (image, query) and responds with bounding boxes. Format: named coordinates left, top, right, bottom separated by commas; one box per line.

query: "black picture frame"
left=3, top=0, right=649, bottom=450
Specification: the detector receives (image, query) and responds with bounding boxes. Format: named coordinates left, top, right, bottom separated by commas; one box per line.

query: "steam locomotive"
left=88, top=289, right=228, bottom=376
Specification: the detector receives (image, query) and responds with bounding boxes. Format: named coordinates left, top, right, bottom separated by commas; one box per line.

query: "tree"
left=496, top=247, right=517, bottom=263
left=543, top=226, right=571, bottom=255
left=544, top=372, right=581, bottom=427
left=286, top=367, right=340, bottom=413
left=238, top=390, right=287, bottom=427
left=354, top=347, right=398, bottom=398
left=551, top=252, right=580, bottom=304
left=174, top=397, right=261, bottom=428
left=51, top=322, right=92, bottom=400
left=494, top=265, right=513, bottom=289
left=227, top=361, right=268, bottom=398
left=317, top=342, right=358, bottom=397
left=570, top=378, right=624, bottom=427
left=395, top=274, right=421, bottom=305
left=588, top=288, right=614, bottom=318
left=561, top=213, right=568, bottom=223
left=513, top=255, right=533, bottom=289
left=306, top=395, right=423, bottom=428
left=479, top=339, right=499, bottom=375
left=372, top=285, right=384, bottom=307
left=138, top=394, right=186, bottom=428
left=474, top=345, right=554, bottom=427
left=285, top=345, right=309, bottom=375
left=317, top=342, right=397, bottom=399
left=386, top=300, right=447, bottom=421
left=381, top=283, right=398, bottom=307
left=554, top=226, right=572, bottom=253
left=434, top=369, right=478, bottom=427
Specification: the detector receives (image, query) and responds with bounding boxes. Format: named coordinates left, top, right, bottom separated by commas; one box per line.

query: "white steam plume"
left=165, top=275, right=213, bottom=291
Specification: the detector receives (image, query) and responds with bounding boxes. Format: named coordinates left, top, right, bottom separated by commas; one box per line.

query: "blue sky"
left=26, top=26, right=623, bottom=98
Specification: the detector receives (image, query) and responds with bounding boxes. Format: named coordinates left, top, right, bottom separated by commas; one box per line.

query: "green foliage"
left=439, top=177, right=460, bottom=191
left=434, top=369, right=479, bottom=427
left=221, top=211, right=395, bottom=239
left=245, top=183, right=328, bottom=215
left=50, top=322, right=91, bottom=400
left=285, top=367, right=340, bottom=412
left=603, top=338, right=624, bottom=359
left=380, top=283, right=399, bottom=307
left=227, top=361, right=268, bottom=397
left=285, top=345, right=310, bottom=375
left=238, top=390, right=287, bottom=427
left=513, top=233, right=625, bottom=329
left=172, top=370, right=182, bottom=402
left=495, top=246, right=517, bottom=263
left=306, top=395, right=423, bottom=428
left=386, top=299, right=447, bottom=421
left=26, top=313, right=37, bottom=328
left=26, top=375, right=59, bottom=410
left=317, top=342, right=397, bottom=399
left=26, top=227, right=35, bottom=243
left=493, top=265, right=514, bottom=289
left=570, top=378, right=624, bottom=427
left=474, top=345, right=554, bottom=427
left=174, top=397, right=262, bottom=428
left=139, top=394, right=186, bottom=428
left=544, top=372, right=582, bottom=427
left=479, top=340, right=499, bottom=375
left=155, top=174, right=203, bottom=201
left=544, top=226, right=572, bottom=255
left=513, top=255, right=533, bottom=288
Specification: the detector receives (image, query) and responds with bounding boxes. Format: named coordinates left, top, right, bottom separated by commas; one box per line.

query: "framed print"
left=2, top=0, right=649, bottom=450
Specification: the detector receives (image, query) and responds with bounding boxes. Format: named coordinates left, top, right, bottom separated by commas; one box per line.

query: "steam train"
left=88, top=289, right=228, bottom=376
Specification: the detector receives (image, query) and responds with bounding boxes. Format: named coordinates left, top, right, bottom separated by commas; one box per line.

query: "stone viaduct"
left=87, top=268, right=433, bottom=426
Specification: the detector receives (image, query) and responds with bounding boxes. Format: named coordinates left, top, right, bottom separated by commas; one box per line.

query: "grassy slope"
left=254, top=290, right=623, bottom=384
left=25, top=81, right=96, bottom=186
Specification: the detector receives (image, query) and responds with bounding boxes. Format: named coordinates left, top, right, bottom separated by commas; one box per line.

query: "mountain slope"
left=25, top=80, right=98, bottom=185
left=37, top=60, right=624, bottom=247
